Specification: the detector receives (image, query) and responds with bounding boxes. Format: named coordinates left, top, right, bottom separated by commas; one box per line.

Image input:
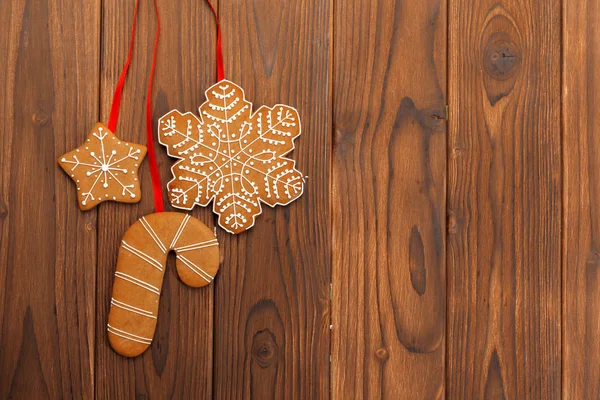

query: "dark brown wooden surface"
left=447, top=0, right=562, bottom=398
left=0, top=0, right=595, bottom=399
left=332, top=0, right=447, bottom=398
left=563, top=0, right=600, bottom=397
left=0, top=0, right=99, bottom=398
left=213, top=1, right=331, bottom=398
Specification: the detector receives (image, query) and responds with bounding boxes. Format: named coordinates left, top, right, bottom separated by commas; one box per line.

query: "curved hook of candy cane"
left=107, top=212, right=220, bottom=357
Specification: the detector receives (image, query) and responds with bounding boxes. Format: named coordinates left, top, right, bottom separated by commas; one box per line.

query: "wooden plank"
left=447, top=0, right=561, bottom=398
left=0, top=0, right=99, bottom=397
left=563, top=0, right=600, bottom=397
left=212, top=0, right=331, bottom=398
left=95, top=1, right=217, bottom=397
left=332, top=0, right=447, bottom=397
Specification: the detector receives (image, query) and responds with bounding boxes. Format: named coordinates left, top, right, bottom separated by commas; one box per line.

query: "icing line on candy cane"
left=114, top=271, right=160, bottom=295
left=140, top=217, right=167, bottom=253
left=111, top=298, right=157, bottom=319
left=121, top=240, right=164, bottom=271
left=175, top=238, right=219, bottom=253
left=177, top=254, right=214, bottom=282
left=170, top=214, right=191, bottom=248
left=108, top=324, right=152, bottom=344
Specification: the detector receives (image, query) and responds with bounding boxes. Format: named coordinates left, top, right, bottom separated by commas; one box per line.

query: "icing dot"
left=61, top=158, right=66, bottom=162
left=130, top=193, right=136, bottom=198
left=101, top=165, right=109, bottom=172
left=112, top=150, right=116, bottom=154
left=123, top=169, right=128, bottom=173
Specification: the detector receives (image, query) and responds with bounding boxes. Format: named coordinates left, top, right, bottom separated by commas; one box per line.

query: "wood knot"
left=252, top=329, right=278, bottom=368
left=480, top=9, right=522, bottom=105
left=375, top=347, right=389, bottom=363
left=484, top=34, right=520, bottom=80
left=85, top=222, right=94, bottom=232
left=32, top=108, right=50, bottom=126
left=586, top=250, right=600, bottom=267
left=0, top=201, right=7, bottom=221
left=447, top=210, right=458, bottom=234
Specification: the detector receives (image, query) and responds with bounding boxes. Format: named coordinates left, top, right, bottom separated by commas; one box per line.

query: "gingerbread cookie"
left=158, top=80, right=305, bottom=234
left=58, top=123, right=147, bottom=210
left=107, top=212, right=220, bottom=357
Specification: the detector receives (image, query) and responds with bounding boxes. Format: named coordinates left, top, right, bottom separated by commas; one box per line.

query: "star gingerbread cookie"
left=58, top=123, right=147, bottom=210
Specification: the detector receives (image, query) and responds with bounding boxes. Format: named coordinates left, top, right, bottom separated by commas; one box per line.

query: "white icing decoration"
left=107, top=324, right=152, bottom=345
left=140, top=217, right=167, bottom=253
left=121, top=240, right=163, bottom=271
left=169, top=214, right=190, bottom=248
left=111, top=298, right=156, bottom=319
left=60, top=126, right=143, bottom=207
left=176, top=254, right=213, bottom=282
left=158, top=80, right=305, bottom=233
left=114, top=271, right=160, bottom=295
left=174, top=238, right=218, bottom=253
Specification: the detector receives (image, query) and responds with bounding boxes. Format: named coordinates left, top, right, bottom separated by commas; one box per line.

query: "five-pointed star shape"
left=58, top=123, right=147, bottom=210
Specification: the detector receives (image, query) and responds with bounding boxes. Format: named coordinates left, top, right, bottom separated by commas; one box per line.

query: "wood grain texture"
left=95, top=1, right=218, bottom=398
left=332, top=0, right=447, bottom=398
left=447, top=0, right=561, bottom=398
left=0, top=0, right=99, bottom=397
left=563, top=0, right=600, bottom=397
left=212, top=0, right=331, bottom=398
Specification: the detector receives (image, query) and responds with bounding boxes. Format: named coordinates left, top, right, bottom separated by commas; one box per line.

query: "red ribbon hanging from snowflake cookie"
left=205, top=0, right=224, bottom=81
left=157, top=0, right=306, bottom=234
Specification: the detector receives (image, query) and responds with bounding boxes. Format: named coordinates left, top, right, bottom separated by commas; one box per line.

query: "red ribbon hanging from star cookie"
left=58, top=0, right=162, bottom=211
left=157, top=0, right=306, bottom=234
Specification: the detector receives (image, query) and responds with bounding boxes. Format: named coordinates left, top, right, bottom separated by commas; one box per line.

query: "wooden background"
left=0, top=0, right=597, bottom=398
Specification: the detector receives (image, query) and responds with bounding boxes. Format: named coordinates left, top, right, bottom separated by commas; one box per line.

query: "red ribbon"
left=146, top=0, right=164, bottom=212
left=107, top=0, right=140, bottom=133
left=206, top=0, right=224, bottom=81
left=106, top=0, right=164, bottom=212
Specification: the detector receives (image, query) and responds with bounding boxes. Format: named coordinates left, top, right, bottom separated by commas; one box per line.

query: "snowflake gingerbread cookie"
left=158, top=80, right=304, bottom=234
left=59, top=123, right=147, bottom=210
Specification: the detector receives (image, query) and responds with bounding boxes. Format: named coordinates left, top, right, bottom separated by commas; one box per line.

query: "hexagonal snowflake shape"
left=158, top=80, right=304, bottom=234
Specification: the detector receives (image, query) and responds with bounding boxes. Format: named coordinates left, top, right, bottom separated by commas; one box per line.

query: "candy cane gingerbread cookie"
left=108, top=212, right=219, bottom=357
